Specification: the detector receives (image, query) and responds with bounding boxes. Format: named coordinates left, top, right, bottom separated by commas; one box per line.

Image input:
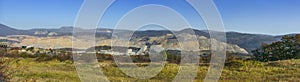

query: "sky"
left=0, top=0, right=300, bottom=35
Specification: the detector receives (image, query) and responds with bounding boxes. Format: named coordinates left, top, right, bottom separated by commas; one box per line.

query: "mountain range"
left=0, top=23, right=295, bottom=53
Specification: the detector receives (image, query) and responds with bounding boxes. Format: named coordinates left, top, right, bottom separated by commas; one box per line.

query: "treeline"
left=0, top=45, right=246, bottom=64
left=94, top=51, right=244, bottom=64
left=0, top=47, right=73, bottom=62
left=252, top=34, right=300, bottom=62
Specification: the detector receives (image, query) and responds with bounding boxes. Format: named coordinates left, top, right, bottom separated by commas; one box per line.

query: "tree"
left=252, top=35, right=300, bottom=62
left=295, top=34, right=300, bottom=44
left=0, top=42, right=8, bottom=56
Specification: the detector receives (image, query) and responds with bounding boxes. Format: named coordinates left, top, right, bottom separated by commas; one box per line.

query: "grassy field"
left=5, top=58, right=300, bottom=82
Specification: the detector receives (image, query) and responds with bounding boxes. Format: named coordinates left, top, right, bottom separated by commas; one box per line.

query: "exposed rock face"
left=48, top=32, right=58, bottom=36
left=4, top=33, right=248, bottom=54
left=140, top=33, right=248, bottom=54
left=95, top=33, right=248, bottom=54
left=226, top=45, right=248, bottom=54
left=34, top=31, right=49, bottom=35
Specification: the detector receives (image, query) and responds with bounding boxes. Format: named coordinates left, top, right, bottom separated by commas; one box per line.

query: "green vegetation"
left=0, top=58, right=19, bottom=81
left=253, top=34, right=300, bottom=62
left=9, top=58, right=79, bottom=82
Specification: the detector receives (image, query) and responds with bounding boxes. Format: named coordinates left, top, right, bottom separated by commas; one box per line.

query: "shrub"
left=0, top=57, right=22, bottom=81
left=252, top=35, right=300, bottom=62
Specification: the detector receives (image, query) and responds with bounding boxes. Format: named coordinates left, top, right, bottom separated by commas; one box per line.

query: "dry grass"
left=5, top=58, right=300, bottom=82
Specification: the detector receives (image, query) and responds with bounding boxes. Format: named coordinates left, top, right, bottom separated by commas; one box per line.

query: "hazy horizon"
left=1, top=0, right=300, bottom=35
left=1, top=23, right=298, bottom=36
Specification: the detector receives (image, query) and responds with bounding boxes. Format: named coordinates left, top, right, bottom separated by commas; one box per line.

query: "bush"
left=53, top=52, right=72, bottom=62
left=0, top=57, right=22, bottom=81
left=225, top=60, right=245, bottom=67
left=35, top=53, right=52, bottom=62
left=253, top=35, right=300, bottom=62
left=225, top=60, right=264, bottom=68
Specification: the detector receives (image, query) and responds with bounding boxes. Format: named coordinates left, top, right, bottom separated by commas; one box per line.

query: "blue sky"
left=0, top=0, right=300, bottom=35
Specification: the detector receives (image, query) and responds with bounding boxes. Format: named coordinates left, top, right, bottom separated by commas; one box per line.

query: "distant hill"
left=0, top=24, right=23, bottom=36
left=226, top=32, right=279, bottom=53
left=0, top=23, right=297, bottom=53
